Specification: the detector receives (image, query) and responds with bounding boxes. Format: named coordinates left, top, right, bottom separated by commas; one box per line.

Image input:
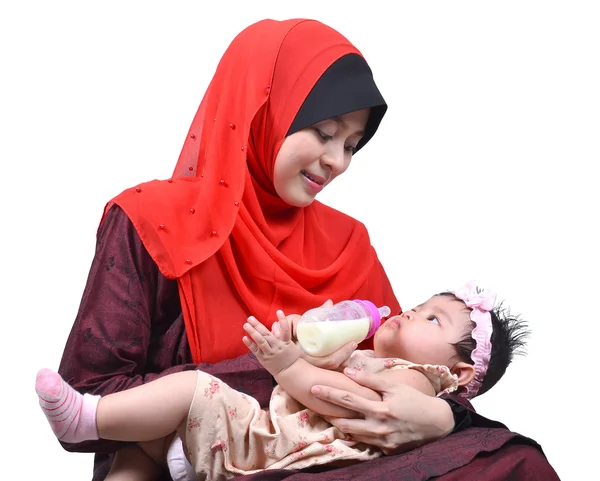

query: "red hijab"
left=106, top=19, right=400, bottom=363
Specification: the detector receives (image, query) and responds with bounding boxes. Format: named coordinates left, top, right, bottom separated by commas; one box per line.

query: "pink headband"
left=450, top=280, right=496, bottom=399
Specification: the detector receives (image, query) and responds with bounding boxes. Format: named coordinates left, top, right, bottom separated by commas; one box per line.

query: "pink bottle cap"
left=353, top=299, right=382, bottom=339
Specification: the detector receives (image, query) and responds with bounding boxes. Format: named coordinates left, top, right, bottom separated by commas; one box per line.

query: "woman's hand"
left=298, top=341, right=357, bottom=371
left=276, top=299, right=334, bottom=341
left=275, top=303, right=356, bottom=371
left=311, top=367, right=455, bottom=454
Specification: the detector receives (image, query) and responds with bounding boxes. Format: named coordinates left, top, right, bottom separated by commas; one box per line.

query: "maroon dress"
left=57, top=207, right=560, bottom=480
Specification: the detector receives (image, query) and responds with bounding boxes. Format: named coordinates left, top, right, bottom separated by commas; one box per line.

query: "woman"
left=57, top=18, right=556, bottom=481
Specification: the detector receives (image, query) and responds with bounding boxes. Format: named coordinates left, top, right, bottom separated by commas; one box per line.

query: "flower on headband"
left=451, top=280, right=496, bottom=312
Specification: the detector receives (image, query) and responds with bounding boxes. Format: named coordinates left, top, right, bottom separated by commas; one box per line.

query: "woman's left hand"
left=311, top=367, right=455, bottom=454
left=276, top=304, right=356, bottom=371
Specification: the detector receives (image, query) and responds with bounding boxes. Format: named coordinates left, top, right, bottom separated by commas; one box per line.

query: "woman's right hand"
left=276, top=301, right=356, bottom=371
left=311, top=367, right=455, bottom=454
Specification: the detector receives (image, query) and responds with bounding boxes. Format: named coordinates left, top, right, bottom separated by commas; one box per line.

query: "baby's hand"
left=243, top=315, right=302, bottom=377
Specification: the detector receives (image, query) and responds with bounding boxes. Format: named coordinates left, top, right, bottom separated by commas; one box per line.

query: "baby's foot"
left=35, top=368, right=100, bottom=442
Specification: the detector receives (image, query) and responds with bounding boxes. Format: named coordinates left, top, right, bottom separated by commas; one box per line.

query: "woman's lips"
left=301, top=170, right=327, bottom=193
left=301, top=170, right=327, bottom=185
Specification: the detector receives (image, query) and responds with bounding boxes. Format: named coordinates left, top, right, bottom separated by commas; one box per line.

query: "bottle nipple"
left=378, top=306, right=391, bottom=318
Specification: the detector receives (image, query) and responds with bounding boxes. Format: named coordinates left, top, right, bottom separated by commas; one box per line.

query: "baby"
left=35, top=281, right=529, bottom=480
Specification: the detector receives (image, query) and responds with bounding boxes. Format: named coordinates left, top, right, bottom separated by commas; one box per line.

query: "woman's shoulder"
left=98, top=202, right=136, bottom=237
left=97, top=204, right=161, bottom=270
left=110, top=177, right=199, bottom=208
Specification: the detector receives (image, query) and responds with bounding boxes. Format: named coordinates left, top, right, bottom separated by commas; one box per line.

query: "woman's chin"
left=279, top=190, right=317, bottom=208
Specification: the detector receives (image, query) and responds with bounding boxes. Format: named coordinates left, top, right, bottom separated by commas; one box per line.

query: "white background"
left=1, top=1, right=598, bottom=480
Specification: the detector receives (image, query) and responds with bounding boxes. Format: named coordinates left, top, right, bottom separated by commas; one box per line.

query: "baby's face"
left=373, top=295, right=472, bottom=366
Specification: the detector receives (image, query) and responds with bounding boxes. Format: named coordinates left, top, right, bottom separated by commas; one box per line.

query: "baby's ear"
left=451, top=362, right=476, bottom=387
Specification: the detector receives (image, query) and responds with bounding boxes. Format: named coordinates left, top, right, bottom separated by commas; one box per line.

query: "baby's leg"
left=138, top=433, right=176, bottom=468
left=139, top=432, right=197, bottom=481
left=35, top=368, right=198, bottom=443
left=105, top=445, right=162, bottom=481
left=96, top=371, right=197, bottom=441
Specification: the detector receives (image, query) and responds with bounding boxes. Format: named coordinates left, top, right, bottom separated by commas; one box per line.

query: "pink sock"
left=35, top=368, right=100, bottom=443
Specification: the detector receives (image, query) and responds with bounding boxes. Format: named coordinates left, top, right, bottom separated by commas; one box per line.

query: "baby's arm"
left=276, top=357, right=439, bottom=418
left=244, top=316, right=439, bottom=418
left=342, top=351, right=437, bottom=397
left=274, top=358, right=380, bottom=418
left=376, top=368, right=436, bottom=397
left=243, top=316, right=381, bottom=418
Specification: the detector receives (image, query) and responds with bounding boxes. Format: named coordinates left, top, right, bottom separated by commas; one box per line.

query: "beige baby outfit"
left=183, top=350, right=458, bottom=480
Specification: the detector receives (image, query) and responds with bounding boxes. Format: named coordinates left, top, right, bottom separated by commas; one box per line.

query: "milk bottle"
left=296, top=300, right=391, bottom=357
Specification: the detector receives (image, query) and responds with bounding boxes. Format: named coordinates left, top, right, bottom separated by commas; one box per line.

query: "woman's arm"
left=57, top=206, right=197, bottom=453
left=301, top=246, right=459, bottom=454
left=311, top=367, right=456, bottom=454
left=58, top=206, right=275, bottom=456
left=59, top=206, right=195, bottom=392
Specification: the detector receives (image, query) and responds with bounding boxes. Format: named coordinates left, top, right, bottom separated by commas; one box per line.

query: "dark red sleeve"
left=433, top=442, right=560, bottom=481
left=441, top=392, right=516, bottom=433
left=56, top=206, right=274, bottom=479
left=56, top=204, right=197, bottom=463
left=236, top=428, right=559, bottom=481
left=58, top=205, right=195, bottom=397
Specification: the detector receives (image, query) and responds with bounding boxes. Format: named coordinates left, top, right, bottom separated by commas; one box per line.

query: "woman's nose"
left=321, top=145, right=346, bottom=175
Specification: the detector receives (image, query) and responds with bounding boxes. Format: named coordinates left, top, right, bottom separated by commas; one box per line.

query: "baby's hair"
left=437, top=290, right=530, bottom=397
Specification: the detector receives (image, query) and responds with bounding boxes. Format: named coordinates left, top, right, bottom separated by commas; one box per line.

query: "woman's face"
left=273, top=108, right=370, bottom=207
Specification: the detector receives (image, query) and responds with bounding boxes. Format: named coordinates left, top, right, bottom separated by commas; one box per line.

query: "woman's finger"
left=278, top=315, right=292, bottom=342
left=271, top=321, right=281, bottom=338
left=343, top=367, right=392, bottom=392
left=310, top=385, right=378, bottom=416
left=327, top=342, right=357, bottom=367
left=324, top=416, right=382, bottom=438
left=305, top=341, right=356, bottom=370
left=324, top=417, right=414, bottom=454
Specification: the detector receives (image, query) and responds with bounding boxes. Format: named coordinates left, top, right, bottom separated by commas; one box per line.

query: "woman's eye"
left=315, top=129, right=333, bottom=142
left=427, top=316, right=440, bottom=325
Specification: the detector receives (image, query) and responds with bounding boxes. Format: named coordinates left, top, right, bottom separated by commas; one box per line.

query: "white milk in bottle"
left=296, top=300, right=391, bottom=357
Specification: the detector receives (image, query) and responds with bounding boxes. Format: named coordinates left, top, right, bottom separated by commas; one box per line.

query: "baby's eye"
left=427, top=316, right=440, bottom=325
left=344, top=144, right=357, bottom=154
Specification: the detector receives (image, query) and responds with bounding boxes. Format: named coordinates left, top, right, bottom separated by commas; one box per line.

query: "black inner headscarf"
left=287, top=53, right=387, bottom=152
